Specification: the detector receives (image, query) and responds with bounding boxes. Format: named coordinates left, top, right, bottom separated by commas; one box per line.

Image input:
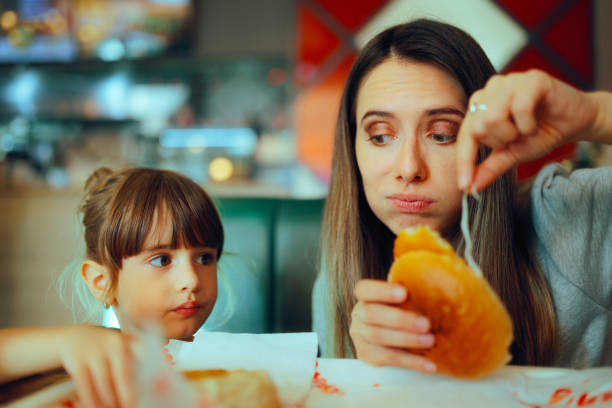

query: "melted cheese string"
left=460, top=191, right=483, bottom=278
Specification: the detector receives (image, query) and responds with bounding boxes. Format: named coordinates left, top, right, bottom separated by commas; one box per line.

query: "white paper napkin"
left=165, top=331, right=319, bottom=405
left=307, top=359, right=612, bottom=408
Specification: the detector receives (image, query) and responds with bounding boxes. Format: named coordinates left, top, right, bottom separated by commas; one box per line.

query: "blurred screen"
left=0, top=0, right=193, bottom=63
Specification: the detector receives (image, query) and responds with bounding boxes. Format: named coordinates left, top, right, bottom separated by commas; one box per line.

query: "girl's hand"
left=59, top=326, right=135, bottom=408
left=457, top=69, right=599, bottom=192
left=349, top=279, right=437, bottom=373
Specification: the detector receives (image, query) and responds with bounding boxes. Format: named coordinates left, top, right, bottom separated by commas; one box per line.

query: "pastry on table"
left=182, top=369, right=280, bottom=408
left=388, top=225, right=513, bottom=379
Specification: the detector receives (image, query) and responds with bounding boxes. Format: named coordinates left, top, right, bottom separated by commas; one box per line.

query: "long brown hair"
left=321, top=19, right=558, bottom=365
left=62, top=167, right=224, bottom=318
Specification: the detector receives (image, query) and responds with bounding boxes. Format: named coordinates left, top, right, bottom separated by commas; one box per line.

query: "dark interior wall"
left=195, top=0, right=296, bottom=56
left=595, top=0, right=612, bottom=90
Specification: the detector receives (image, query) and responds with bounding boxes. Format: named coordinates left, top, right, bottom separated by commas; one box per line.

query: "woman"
left=313, top=18, right=612, bottom=371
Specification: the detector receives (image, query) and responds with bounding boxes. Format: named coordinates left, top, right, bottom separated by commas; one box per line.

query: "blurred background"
left=1, top=0, right=611, bottom=333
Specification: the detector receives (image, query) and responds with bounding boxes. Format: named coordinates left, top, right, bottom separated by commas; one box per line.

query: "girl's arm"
left=0, top=325, right=135, bottom=408
left=456, top=70, right=612, bottom=192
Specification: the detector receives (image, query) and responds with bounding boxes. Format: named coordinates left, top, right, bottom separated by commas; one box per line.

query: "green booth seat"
left=203, top=197, right=325, bottom=334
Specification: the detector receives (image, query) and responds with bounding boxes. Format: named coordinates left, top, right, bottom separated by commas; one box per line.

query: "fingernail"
left=424, top=362, right=437, bottom=372
left=415, top=317, right=429, bottom=331
left=392, top=286, right=406, bottom=300
left=419, top=334, right=434, bottom=346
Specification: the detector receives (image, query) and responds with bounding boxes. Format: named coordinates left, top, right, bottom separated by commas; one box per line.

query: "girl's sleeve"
left=530, top=163, right=612, bottom=310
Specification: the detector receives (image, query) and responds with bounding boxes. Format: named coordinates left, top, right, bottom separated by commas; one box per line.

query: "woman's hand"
left=59, top=326, right=135, bottom=408
left=349, top=279, right=437, bottom=373
left=457, top=69, right=602, bottom=192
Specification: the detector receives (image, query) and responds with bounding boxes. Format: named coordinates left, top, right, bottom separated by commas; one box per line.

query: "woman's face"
left=113, top=209, right=218, bottom=340
left=355, top=58, right=466, bottom=236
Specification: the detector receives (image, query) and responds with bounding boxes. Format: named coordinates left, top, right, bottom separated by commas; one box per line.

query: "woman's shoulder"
left=531, top=162, right=612, bottom=219
left=530, top=163, right=612, bottom=312
left=533, top=162, right=612, bottom=196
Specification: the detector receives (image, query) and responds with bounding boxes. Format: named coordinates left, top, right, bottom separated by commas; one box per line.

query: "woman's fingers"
left=456, top=118, right=480, bottom=191
left=351, top=317, right=434, bottom=349
left=350, top=280, right=436, bottom=372
left=356, top=342, right=437, bottom=373
left=354, top=279, right=406, bottom=304
left=353, top=301, right=429, bottom=333
left=457, top=70, right=589, bottom=192
left=509, top=75, right=545, bottom=137
left=469, top=147, right=520, bottom=192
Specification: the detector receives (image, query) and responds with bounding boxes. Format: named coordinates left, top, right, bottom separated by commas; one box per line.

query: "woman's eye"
left=368, top=134, right=393, bottom=145
left=150, top=255, right=171, bottom=267
left=430, top=133, right=456, bottom=144
left=197, top=253, right=215, bottom=265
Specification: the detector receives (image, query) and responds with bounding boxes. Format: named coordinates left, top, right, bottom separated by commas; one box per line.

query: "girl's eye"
left=430, top=133, right=456, bottom=144
left=197, top=253, right=216, bottom=265
left=150, top=255, right=171, bottom=267
left=368, top=134, right=394, bottom=146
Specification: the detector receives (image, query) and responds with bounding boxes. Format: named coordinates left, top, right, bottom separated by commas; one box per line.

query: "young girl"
left=313, top=19, right=612, bottom=371
left=0, top=167, right=224, bottom=408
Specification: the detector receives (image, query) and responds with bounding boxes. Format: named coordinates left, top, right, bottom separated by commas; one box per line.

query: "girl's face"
left=113, top=210, right=218, bottom=340
left=355, top=58, right=466, bottom=236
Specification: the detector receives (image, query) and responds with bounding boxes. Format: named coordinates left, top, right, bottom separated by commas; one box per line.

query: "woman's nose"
left=394, top=136, right=428, bottom=183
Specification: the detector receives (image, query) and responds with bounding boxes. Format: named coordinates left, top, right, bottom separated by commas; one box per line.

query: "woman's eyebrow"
left=360, top=110, right=395, bottom=125
left=425, top=107, right=465, bottom=117
left=360, top=107, right=464, bottom=125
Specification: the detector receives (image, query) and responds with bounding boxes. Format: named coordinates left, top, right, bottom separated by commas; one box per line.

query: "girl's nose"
left=177, top=261, right=200, bottom=292
left=394, top=136, right=428, bottom=183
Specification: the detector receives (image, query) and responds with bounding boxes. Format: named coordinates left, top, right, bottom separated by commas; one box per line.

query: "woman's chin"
left=391, top=218, right=439, bottom=235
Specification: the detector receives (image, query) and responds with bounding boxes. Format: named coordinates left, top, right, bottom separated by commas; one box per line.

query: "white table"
left=7, top=358, right=612, bottom=407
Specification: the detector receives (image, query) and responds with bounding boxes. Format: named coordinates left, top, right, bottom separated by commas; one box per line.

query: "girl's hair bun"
left=83, top=167, right=114, bottom=196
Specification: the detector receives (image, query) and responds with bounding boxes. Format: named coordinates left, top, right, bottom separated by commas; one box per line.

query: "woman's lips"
left=173, top=301, right=202, bottom=317
left=388, top=194, right=435, bottom=213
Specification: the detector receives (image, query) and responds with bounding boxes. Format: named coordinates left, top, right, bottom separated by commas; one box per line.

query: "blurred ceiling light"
left=1, top=10, right=18, bottom=31
left=98, top=38, right=126, bottom=61
left=161, top=128, right=257, bottom=155
left=128, top=84, right=189, bottom=120
left=3, top=70, right=40, bottom=116
left=95, top=73, right=129, bottom=119
left=209, top=157, right=234, bottom=182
